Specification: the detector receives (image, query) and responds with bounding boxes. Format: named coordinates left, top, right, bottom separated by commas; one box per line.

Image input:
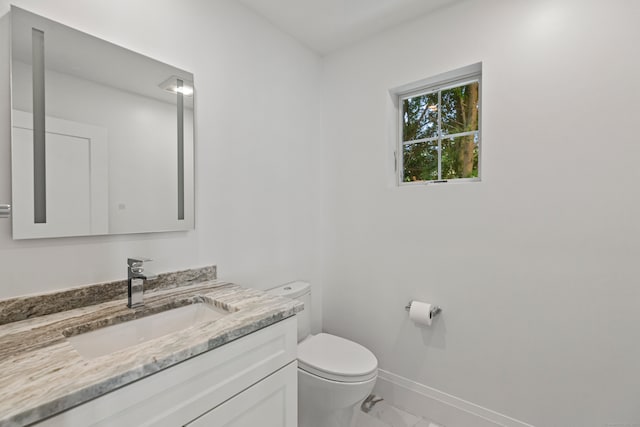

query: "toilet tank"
left=267, top=281, right=311, bottom=342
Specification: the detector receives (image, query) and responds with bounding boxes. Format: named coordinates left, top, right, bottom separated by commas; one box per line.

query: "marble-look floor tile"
left=414, top=419, right=445, bottom=427
left=367, top=400, right=422, bottom=427
left=355, top=399, right=445, bottom=427
left=355, top=411, right=392, bottom=427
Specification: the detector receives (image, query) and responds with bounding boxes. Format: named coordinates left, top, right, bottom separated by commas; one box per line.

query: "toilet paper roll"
left=409, top=301, right=433, bottom=326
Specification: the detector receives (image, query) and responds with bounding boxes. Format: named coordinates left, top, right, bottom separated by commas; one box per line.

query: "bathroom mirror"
left=10, top=7, right=195, bottom=239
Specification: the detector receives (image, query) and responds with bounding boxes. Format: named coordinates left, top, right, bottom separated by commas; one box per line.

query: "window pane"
left=441, top=133, right=479, bottom=179
left=403, top=141, right=438, bottom=182
left=441, top=82, right=479, bottom=136
left=402, top=92, right=438, bottom=141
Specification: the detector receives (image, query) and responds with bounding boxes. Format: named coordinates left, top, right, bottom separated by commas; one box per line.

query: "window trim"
left=392, top=63, right=482, bottom=186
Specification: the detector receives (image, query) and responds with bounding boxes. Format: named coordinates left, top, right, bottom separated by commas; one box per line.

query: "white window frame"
left=391, top=63, right=482, bottom=186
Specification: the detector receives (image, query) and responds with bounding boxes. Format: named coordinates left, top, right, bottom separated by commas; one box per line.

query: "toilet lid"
left=297, top=333, right=378, bottom=382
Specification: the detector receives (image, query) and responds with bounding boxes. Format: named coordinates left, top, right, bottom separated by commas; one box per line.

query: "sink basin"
left=67, top=303, right=228, bottom=359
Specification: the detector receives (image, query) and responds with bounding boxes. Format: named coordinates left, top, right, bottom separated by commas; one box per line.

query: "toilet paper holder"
left=405, top=301, right=442, bottom=319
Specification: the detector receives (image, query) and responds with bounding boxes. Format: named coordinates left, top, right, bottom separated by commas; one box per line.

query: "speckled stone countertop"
left=0, top=279, right=302, bottom=427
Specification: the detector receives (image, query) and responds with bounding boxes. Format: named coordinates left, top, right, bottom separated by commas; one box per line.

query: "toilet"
left=267, top=281, right=378, bottom=427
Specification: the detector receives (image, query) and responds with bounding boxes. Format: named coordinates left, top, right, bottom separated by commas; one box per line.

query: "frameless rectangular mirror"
left=10, top=7, right=195, bottom=239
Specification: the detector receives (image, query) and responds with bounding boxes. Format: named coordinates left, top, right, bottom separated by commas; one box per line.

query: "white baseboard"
left=373, top=370, right=536, bottom=427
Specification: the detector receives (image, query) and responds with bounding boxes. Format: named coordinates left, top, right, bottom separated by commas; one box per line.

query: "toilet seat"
left=297, top=333, right=378, bottom=382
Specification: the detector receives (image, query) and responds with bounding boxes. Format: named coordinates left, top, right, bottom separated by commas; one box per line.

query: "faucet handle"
left=128, top=257, right=153, bottom=267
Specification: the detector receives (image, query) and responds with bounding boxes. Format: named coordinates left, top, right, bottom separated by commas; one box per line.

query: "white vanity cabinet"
left=35, top=316, right=297, bottom=427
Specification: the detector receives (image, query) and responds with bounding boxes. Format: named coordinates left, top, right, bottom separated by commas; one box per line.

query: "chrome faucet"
left=127, top=258, right=156, bottom=309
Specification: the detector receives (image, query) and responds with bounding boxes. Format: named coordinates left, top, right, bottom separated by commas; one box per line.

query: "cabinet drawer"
left=35, top=316, right=297, bottom=427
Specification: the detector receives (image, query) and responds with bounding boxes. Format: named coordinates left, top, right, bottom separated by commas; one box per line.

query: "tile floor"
left=354, top=399, right=444, bottom=427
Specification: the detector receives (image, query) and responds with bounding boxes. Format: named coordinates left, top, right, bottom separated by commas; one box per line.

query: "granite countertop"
left=0, top=279, right=302, bottom=427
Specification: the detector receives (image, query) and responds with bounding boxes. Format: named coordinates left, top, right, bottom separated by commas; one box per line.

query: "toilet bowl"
left=267, top=281, right=378, bottom=427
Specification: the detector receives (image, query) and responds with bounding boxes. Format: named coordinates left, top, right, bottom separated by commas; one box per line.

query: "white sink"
left=67, top=303, right=228, bottom=359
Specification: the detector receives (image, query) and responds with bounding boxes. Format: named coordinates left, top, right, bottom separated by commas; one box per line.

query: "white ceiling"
left=238, top=0, right=463, bottom=55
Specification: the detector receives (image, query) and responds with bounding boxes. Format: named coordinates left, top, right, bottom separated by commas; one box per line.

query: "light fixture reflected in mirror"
left=159, top=75, right=194, bottom=96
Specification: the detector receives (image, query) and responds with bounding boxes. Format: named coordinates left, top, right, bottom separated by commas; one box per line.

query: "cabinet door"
left=186, top=361, right=297, bottom=427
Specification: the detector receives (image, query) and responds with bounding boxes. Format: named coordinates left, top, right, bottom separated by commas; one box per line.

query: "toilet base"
left=298, top=367, right=377, bottom=427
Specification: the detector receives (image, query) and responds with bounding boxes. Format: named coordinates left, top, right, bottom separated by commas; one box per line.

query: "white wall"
left=320, top=1, right=640, bottom=426
left=0, top=0, right=323, bottom=333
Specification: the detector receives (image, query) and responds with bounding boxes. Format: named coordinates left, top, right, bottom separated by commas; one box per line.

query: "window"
left=396, top=65, right=481, bottom=185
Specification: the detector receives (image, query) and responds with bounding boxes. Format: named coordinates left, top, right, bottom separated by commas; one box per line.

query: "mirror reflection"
left=10, top=7, right=195, bottom=239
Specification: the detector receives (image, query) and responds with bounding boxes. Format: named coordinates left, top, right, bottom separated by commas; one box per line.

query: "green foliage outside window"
left=402, top=81, right=480, bottom=183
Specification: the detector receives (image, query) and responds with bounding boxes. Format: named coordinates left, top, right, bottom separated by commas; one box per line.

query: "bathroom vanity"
left=39, top=318, right=297, bottom=427
left=0, top=277, right=301, bottom=427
